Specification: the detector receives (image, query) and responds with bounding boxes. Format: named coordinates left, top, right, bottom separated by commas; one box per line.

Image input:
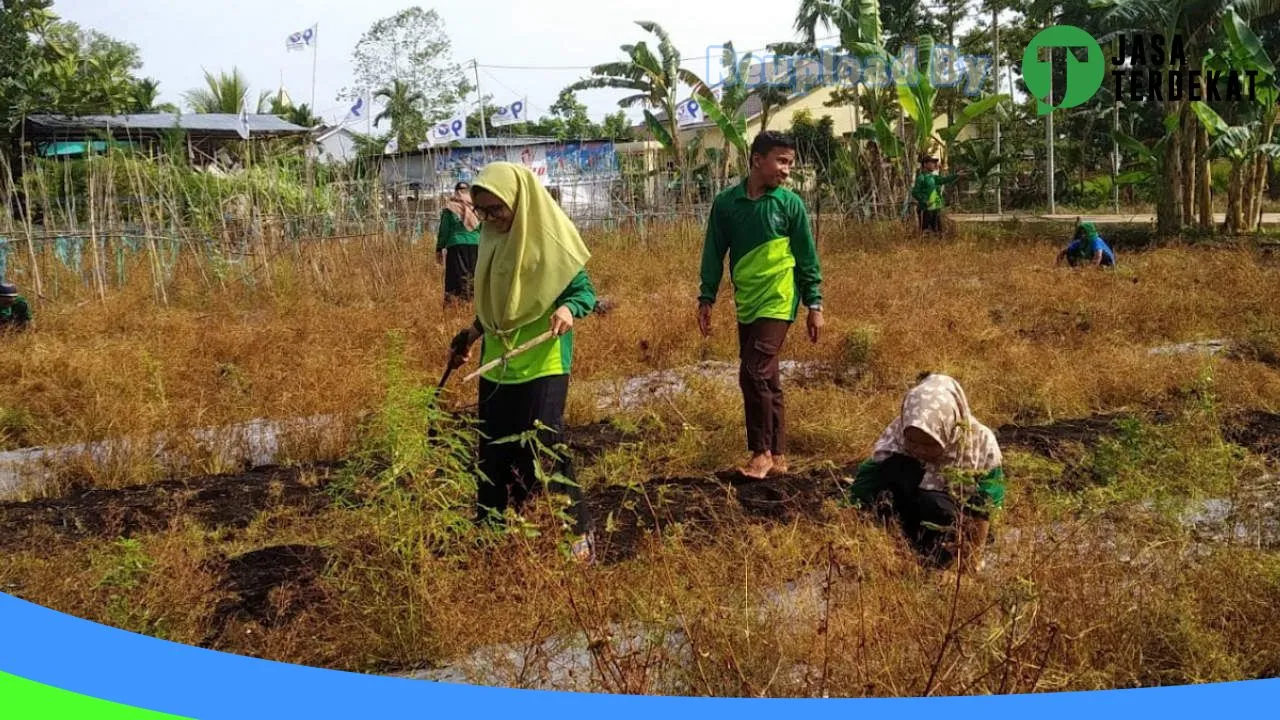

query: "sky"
left=55, top=0, right=838, bottom=132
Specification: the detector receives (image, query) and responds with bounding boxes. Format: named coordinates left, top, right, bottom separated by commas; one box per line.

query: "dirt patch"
left=1223, top=411, right=1280, bottom=461
left=587, top=466, right=854, bottom=564
left=205, top=544, right=330, bottom=639
left=995, top=414, right=1137, bottom=460
left=564, top=420, right=668, bottom=464
left=0, top=465, right=335, bottom=552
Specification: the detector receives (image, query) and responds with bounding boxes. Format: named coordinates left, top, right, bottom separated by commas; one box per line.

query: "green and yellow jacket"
left=911, top=171, right=958, bottom=211
left=698, top=182, right=822, bottom=324
left=471, top=269, right=596, bottom=385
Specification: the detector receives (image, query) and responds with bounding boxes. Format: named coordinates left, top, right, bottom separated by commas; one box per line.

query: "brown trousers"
left=737, top=318, right=791, bottom=455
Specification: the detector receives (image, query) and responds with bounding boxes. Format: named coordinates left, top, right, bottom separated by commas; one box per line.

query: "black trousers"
left=918, top=208, right=942, bottom=233
left=874, top=453, right=988, bottom=568
left=476, top=374, right=588, bottom=535
left=443, top=244, right=478, bottom=303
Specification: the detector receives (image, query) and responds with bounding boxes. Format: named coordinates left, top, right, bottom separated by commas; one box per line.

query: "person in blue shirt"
left=1057, top=221, right=1116, bottom=268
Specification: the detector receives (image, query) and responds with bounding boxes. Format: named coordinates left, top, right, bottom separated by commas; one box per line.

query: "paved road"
left=950, top=212, right=1280, bottom=225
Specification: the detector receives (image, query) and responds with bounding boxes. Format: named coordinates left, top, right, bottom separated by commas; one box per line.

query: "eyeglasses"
left=474, top=203, right=507, bottom=221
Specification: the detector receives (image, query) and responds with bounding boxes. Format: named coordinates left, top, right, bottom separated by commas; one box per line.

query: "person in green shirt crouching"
left=447, top=162, right=597, bottom=564
left=911, top=154, right=963, bottom=234
left=698, top=131, right=825, bottom=479
left=436, top=181, right=482, bottom=306
left=845, top=373, right=1004, bottom=574
left=0, top=283, right=32, bottom=332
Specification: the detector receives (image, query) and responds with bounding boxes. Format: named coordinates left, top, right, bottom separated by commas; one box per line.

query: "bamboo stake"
left=462, top=330, right=556, bottom=383
left=88, top=170, right=106, bottom=303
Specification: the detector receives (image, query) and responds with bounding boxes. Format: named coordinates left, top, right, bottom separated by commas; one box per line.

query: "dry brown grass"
left=1, top=219, right=1279, bottom=695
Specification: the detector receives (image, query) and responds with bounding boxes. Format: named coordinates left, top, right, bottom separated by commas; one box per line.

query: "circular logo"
left=1022, top=25, right=1105, bottom=115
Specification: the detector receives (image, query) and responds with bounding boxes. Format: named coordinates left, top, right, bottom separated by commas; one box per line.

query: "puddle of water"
left=590, top=361, right=826, bottom=412
left=0, top=414, right=342, bottom=500
left=400, top=623, right=692, bottom=691
left=1147, top=339, right=1232, bottom=357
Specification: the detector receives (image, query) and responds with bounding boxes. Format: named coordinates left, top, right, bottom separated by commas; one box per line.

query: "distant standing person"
left=911, top=154, right=962, bottom=234
left=698, top=131, right=824, bottom=479
left=0, top=282, right=32, bottom=332
left=436, top=181, right=481, bottom=305
left=1056, top=220, right=1116, bottom=268
left=446, top=162, right=597, bottom=564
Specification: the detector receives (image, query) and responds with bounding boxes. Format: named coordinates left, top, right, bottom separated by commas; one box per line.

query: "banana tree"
left=897, top=36, right=1010, bottom=160
left=567, top=21, right=708, bottom=203
left=1098, top=0, right=1280, bottom=235
left=1112, top=112, right=1190, bottom=222
left=795, top=0, right=900, bottom=215
left=1190, top=103, right=1280, bottom=232
left=693, top=42, right=752, bottom=182
left=1217, top=8, right=1279, bottom=230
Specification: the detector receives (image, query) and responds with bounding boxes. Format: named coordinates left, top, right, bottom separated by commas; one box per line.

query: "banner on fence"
left=505, top=145, right=548, bottom=184
left=546, top=142, right=620, bottom=182
left=391, top=141, right=619, bottom=193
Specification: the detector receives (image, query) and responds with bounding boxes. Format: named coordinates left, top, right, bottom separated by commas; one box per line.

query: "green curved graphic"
left=0, top=671, right=191, bottom=719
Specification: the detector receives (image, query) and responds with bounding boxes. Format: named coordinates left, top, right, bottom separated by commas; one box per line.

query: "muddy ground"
left=2, top=409, right=1277, bottom=636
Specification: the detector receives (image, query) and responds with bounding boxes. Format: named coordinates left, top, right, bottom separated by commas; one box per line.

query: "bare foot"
left=740, top=452, right=773, bottom=479
left=768, top=455, right=789, bottom=475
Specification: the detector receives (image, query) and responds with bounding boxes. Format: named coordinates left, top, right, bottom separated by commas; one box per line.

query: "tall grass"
left=0, top=219, right=1278, bottom=695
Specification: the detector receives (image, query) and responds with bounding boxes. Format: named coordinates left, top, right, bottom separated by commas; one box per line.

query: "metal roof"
left=424, top=136, right=560, bottom=149
left=382, top=135, right=564, bottom=158
left=25, top=113, right=310, bottom=137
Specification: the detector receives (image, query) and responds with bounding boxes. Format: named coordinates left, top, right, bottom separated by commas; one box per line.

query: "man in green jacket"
left=911, top=154, right=962, bottom=234
left=0, top=282, right=32, bottom=332
left=698, top=131, right=824, bottom=479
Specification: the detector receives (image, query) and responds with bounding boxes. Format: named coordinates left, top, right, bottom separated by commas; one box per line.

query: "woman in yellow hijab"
left=447, top=162, right=597, bottom=564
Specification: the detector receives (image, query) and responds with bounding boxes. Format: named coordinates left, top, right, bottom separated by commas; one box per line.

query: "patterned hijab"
left=871, top=373, right=1002, bottom=492
left=445, top=189, right=480, bottom=232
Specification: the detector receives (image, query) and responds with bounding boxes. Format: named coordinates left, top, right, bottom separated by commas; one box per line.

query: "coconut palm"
left=373, top=79, right=426, bottom=149
left=183, top=68, right=267, bottom=114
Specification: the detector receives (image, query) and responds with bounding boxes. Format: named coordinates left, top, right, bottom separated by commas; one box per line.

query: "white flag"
left=384, top=136, right=399, bottom=154
left=342, top=97, right=365, bottom=125
left=675, top=97, right=703, bottom=127
left=236, top=103, right=251, bottom=140
left=426, top=115, right=467, bottom=146
left=489, top=99, right=527, bottom=128
left=286, top=24, right=317, bottom=52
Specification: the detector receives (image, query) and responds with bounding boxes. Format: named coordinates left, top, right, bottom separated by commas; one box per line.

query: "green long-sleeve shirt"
left=911, top=172, right=958, bottom=211
left=699, top=182, right=822, bottom=325
left=436, top=209, right=480, bottom=252
left=0, top=297, right=32, bottom=331
left=846, top=457, right=1006, bottom=509
left=471, top=269, right=596, bottom=385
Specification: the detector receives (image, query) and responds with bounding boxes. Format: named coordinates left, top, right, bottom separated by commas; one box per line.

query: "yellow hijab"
left=472, top=162, right=591, bottom=336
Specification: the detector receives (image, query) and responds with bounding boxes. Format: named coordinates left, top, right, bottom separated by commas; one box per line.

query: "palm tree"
left=373, top=79, right=426, bottom=149
left=566, top=21, right=708, bottom=199
left=283, top=104, right=321, bottom=129
left=183, top=67, right=268, bottom=114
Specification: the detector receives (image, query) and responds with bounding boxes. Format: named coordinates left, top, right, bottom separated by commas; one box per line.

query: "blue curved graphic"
left=1, top=592, right=1277, bottom=719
